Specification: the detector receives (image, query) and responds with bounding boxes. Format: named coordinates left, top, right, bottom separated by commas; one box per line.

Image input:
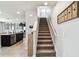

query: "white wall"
left=51, top=1, right=79, bottom=57
left=24, top=10, right=37, bottom=49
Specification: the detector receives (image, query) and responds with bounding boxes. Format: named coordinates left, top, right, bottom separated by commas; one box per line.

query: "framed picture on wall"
left=57, top=1, right=79, bottom=24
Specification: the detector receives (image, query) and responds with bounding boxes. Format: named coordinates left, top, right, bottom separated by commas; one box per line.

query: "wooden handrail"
left=28, top=19, right=39, bottom=57
left=28, top=32, right=33, bottom=57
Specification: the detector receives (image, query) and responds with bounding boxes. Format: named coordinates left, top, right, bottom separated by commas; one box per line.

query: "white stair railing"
left=32, top=19, right=39, bottom=57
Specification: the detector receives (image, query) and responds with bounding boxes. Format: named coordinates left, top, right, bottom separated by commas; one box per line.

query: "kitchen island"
left=0, top=32, right=23, bottom=47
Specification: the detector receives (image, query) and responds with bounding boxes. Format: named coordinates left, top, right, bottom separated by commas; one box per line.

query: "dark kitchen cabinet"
left=1, top=32, right=23, bottom=47
left=1, top=34, right=15, bottom=46
left=16, top=33, right=23, bottom=42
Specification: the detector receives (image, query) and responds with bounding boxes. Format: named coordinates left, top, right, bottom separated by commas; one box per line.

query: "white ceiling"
left=0, top=1, right=57, bottom=23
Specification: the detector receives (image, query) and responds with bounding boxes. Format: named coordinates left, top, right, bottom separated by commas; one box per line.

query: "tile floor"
left=0, top=41, right=27, bottom=57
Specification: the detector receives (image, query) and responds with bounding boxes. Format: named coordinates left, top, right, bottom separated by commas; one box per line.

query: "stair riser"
left=38, top=33, right=50, bottom=36
left=38, top=34, right=50, bottom=36
left=39, top=30, right=49, bottom=32
left=39, top=25, right=48, bottom=26
left=39, top=31, right=50, bottom=33
left=39, top=30, right=49, bottom=31
left=39, top=28, right=49, bottom=29
left=39, top=24, right=48, bottom=25
left=38, top=36, right=51, bottom=37
left=39, top=27, right=49, bottom=28
left=36, top=53, right=56, bottom=57
left=37, top=42, right=53, bottom=44
left=39, top=26, right=49, bottom=28
left=40, top=21, right=47, bottom=22
left=37, top=46, right=54, bottom=50
left=37, top=40, right=52, bottom=42
left=39, top=27, right=49, bottom=31
left=38, top=38, right=51, bottom=39
left=38, top=33, right=50, bottom=34
left=39, top=28, right=49, bottom=31
left=40, top=22, right=47, bottom=23
left=38, top=38, right=51, bottom=40
left=38, top=39, right=51, bottom=40
left=39, top=26, right=48, bottom=27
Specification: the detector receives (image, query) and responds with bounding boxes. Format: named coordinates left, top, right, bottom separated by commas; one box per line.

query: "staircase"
left=36, top=18, right=56, bottom=57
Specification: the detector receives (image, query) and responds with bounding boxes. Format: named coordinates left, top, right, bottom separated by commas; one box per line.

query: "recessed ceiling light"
left=16, top=19, right=19, bottom=21
left=44, top=2, right=48, bottom=6
left=17, top=11, right=21, bottom=14
left=0, top=11, right=2, bottom=14
left=29, top=14, right=33, bottom=17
